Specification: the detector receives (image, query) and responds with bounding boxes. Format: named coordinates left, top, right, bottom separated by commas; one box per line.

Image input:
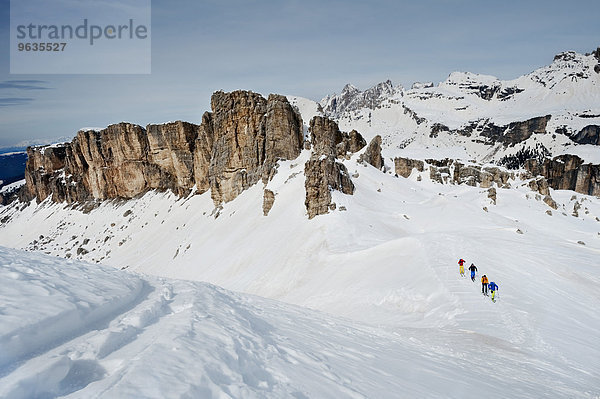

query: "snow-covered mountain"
left=308, top=48, right=600, bottom=164
left=1, top=47, right=600, bottom=398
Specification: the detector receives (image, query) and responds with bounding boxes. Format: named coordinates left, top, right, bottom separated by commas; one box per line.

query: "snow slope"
left=0, top=245, right=598, bottom=398
left=1, top=152, right=599, bottom=397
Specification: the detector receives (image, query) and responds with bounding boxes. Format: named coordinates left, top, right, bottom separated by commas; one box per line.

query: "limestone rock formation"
left=319, top=80, right=397, bottom=118
left=571, top=125, right=600, bottom=145
left=479, top=115, right=551, bottom=146
left=487, top=187, right=497, bottom=204
left=193, top=112, right=215, bottom=193
left=309, top=116, right=341, bottom=156
left=207, top=90, right=269, bottom=203
left=20, top=90, right=305, bottom=207
left=394, top=157, right=424, bottom=178
left=337, top=130, right=367, bottom=157
left=451, top=116, right=551, bottom=146
left=309, top=116, right=366, bottom=158
left=23, top=144, right=69, bottom=202
left=304, top=116, right=359, bottom=218
left=543, top=195, right=558, bottom=210
left=392, top=152, right=600, bottom=198
left=359, top=135, right=383, bottom=169
left=428, top=160, right=513, bottom=188
left=263, top=189, right=275, bottom=216
left=146, top=121, right=199, bottom=195
left=264, top=94, right=304, bottom=163
left=528, top=177, right=550, bottom=196
left=207, top=90, right=303, bottom=203
left=304, top=155, right=354, bottom=219
left=525, top=154, right=600, bottom=196
left=72, top=123, right=190, bottom=200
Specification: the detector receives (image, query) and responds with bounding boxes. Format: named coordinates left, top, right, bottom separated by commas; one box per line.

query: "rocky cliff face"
left=524, top=155, right=600, bottom=196
left=446, top=115, right=552, bottom=146
left=359, top=135, right=383, bottom=169
left=21, top=90, right=304, bottom=207
left=570, top=125, right=600, bottom=145
left=23, top=145, right=68, bottom=203
left=394, top=157, right=514, bottom=188
left=393, top=154, right=600, bottom=199
left=394, top=157, right=424, bottom=178
left=304, top=116, right=359, bottom=219
left=72, top=123, right=196, bottom=201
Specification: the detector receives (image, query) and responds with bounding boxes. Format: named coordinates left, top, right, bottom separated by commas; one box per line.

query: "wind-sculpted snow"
left=0, top=246, right=598, bottom=398
left=0, top=247, right=145, bottom=375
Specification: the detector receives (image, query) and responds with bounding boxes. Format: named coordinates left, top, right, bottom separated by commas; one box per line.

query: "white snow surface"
left=1, top=155, right=599, bottom=397
left=0, top=179, right=26, bottom=194
left=0, top=227, right=598, bottom=399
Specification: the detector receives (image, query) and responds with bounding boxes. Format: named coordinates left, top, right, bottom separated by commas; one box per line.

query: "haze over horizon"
left=0, top=0, right=599, bottom=147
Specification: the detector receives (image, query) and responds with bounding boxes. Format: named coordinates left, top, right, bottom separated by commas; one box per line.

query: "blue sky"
left=0, top=0, right=599, bottom=147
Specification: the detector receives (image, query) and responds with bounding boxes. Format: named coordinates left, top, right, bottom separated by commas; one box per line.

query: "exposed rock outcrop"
left=393, top=153, right=599, bottom=199
left=430, top=161, right=514, bottom=188
left=571, top=125, right=600, bottom=145
left=478, top=115, right=551, bottom=146
left=394, top=157, right=424, bottom=178
left=146, top=121, right=198, bottom=195
left=528, top=177, right=550, bottom=196
left=359, top=135, right=383, bottom=169
left=487, top=187, right=497, bottom=204
left=23, top=144, right=69, bottom=203
left=524, top=154, right=600, bottom=196
left=337, top=130, right=367, bottom=158
left=304, top=116, right=358, bottom=218
left=207, top=90, right=269, bottom=203
left=543, top=195, right=558, bottom=210
left=304, top=155, right=354, bottom=219
left=73, top=123, right=193, bottom=201
left=309, top=116, right=341, bottom=157
left=193, top=112, right=215, bottom=193
left=21, top=90, right=305, bottom=207
left=308, top=116, right=366, bottom=158
left=263, top=189, right=275, bottom=216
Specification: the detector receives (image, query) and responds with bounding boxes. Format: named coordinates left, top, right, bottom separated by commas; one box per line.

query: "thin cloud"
left=0, top=81, right=51, bottom=90
left=0, top=98, right=35, bottom=107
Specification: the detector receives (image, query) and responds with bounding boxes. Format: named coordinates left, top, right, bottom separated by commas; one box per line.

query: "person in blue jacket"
left=488, top=281, right=499, bottom=302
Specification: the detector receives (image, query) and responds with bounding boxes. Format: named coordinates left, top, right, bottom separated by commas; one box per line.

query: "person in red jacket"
left=458, top=259, right=466, bottom=277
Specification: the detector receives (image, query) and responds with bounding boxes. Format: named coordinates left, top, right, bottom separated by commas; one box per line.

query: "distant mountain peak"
left=320, top=80, right=400, bottom=118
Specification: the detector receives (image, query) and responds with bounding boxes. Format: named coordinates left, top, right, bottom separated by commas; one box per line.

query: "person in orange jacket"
left=481, top=275, right=489, bottom=295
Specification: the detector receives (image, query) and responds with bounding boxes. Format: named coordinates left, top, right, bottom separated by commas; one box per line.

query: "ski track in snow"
left=0, top=246, right=598, bottom=398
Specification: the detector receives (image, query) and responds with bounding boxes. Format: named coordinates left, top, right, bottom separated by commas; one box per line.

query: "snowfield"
left=1, top=158, right=599, bottom=398
left=0, top=243, right=598, bottom=399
